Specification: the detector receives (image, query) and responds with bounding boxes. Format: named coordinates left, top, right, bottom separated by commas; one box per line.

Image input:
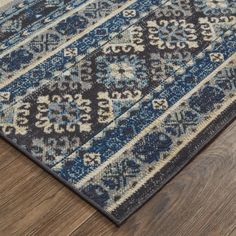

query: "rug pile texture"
left=0, top=0, right=235, bottom=224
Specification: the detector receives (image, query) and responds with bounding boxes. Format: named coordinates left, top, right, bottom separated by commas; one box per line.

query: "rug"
left=0, top=0, right=235, bottom=225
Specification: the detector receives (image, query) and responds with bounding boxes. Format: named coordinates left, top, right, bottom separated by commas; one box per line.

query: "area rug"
left=0, top=0, right=235, bottom=225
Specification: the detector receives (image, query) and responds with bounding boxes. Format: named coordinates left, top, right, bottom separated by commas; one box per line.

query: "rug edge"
left=110, top=100, right=236, bottom=225
left=0, top=131, right=121, bottom=225
left=0, top=100, right=235, bottom=227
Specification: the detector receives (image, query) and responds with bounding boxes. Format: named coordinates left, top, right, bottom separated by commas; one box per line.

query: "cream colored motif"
left=35, top=94, right=92, bottom=133
left=147, top=19, right=199, bottom=49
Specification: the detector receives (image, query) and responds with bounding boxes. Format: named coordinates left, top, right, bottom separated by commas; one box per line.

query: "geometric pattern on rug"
left=0, top=0, right=235, bottom=224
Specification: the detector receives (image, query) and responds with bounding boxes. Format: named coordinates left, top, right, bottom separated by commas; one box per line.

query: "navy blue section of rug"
left=0, top=0, right=235, bottom=224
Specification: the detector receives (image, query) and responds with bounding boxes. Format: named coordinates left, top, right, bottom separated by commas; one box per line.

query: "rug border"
left=0, top=130, right=121, bottom=225
left=111, top=100, right=236, bottom=225
left=1, top=100, right=235, bottom=226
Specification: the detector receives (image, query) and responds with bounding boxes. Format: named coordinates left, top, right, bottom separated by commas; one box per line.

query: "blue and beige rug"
left=0, top=0, right=235, bottom=225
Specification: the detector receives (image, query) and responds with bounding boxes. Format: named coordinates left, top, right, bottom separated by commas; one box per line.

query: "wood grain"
left=0, top=120, right=235, bottom=235
left=0, top=141, right=96, bottom=236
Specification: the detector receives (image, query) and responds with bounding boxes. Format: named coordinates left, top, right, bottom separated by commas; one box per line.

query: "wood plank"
left=71, top=120, right=236, bottom=236
left=0, top=139, right=96, bottom=236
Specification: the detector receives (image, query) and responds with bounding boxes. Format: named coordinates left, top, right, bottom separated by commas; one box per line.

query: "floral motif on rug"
left=0, top=0, right=235, bottom=224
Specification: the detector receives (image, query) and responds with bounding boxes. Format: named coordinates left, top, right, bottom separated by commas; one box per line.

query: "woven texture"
left=0, top=0, right=235, bottom=224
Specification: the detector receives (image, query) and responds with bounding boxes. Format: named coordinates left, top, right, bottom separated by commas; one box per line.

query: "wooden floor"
left=0, top=119, right=235, bottom=236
